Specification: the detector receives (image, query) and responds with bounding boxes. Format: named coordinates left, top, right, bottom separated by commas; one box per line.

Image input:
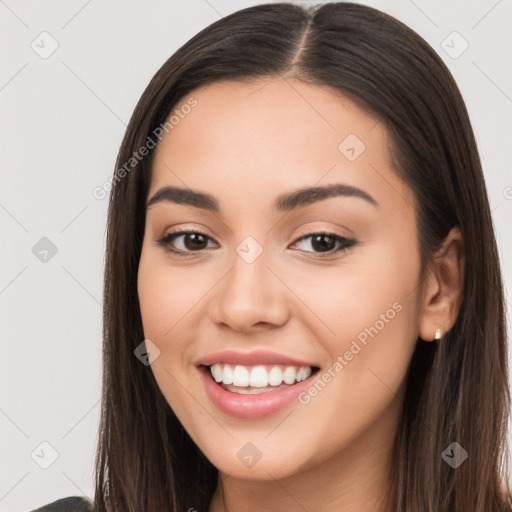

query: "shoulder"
left=28, top=496, right=93, bottom=512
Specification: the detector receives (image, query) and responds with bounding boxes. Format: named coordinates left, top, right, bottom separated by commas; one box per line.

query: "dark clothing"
left=29, top=496, right=92, bottom=512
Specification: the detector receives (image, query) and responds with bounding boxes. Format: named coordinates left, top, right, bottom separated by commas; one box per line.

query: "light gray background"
left=1, top=1, right=511, bottom=510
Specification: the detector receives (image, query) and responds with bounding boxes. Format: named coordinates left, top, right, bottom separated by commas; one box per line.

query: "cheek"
left=288, top=243, right=420, bottom=404
left=137, top=250, right=202, bottom=340
left=286, top=243, right=420, bottom=346
left=288, top=272, right=418, bottom=471
left=137, top=250, right=206, bottom=407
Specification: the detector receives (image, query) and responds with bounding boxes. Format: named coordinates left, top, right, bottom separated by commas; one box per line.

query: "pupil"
left=312, top=234, right=335, bottom=252
left=186, top=233, right=207, bottom=250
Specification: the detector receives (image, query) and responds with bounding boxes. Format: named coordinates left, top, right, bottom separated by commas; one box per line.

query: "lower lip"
left=197, top=365, right=317, bottom=420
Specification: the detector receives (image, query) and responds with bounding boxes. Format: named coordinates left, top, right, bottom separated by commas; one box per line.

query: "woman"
left=31, top=2, right=512, bottom=511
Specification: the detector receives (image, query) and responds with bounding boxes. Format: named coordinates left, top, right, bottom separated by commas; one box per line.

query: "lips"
left=197, top=364, right=319, bottom=419
left=196, top=351, right=319, bottom=420
left=195, top=349, right=319, bottom=368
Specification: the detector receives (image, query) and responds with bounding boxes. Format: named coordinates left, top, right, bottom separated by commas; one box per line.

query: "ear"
left=418, top=226, right=465, bottom=342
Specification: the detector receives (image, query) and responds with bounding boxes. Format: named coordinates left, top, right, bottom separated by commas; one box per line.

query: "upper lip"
left=196, top=349, right=319, bottom=368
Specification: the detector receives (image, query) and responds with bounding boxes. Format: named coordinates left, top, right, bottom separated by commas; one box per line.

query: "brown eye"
left=180, top=232, right=208, bottom=250
left=157, top=231, right=217, bottom=256
left=156, top=230, right=356, bottom=258
left=291, top=233, right=356, bottom=256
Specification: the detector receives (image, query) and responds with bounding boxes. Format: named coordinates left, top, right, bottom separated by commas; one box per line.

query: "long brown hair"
left=94, top=3, right=511, bottom=510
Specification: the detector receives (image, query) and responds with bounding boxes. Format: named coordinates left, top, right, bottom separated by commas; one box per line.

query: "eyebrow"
left=146, top=183, right=378, bottom=213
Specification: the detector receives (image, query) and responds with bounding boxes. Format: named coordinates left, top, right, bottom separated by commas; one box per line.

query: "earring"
left=434, top=328, right=442, bottom=340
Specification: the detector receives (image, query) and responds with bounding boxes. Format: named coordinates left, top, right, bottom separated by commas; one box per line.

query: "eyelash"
left=156, top=230, right=357, bottom=258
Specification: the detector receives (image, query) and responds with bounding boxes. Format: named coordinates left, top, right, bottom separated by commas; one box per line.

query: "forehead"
left=149, top=77, right=415, bottom=217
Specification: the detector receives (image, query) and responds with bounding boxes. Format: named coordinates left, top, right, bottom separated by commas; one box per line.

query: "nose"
left=210, top=245, right=290, bottom=333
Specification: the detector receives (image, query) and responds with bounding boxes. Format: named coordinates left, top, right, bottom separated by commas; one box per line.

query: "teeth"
left=209, top=363, right=312, bottom=388
left=249, top=366, right=269, bottom=388
left=283, top=366, right=296, bottom=385
left=232, top=365, right=249, bottom=387
left=268, top=366, right=283, bottom=386
left=296, top=367, right=310, bottom=382
left=223, top=364, right=233, bottom=384
left=211, top=364, right=223, bottom=382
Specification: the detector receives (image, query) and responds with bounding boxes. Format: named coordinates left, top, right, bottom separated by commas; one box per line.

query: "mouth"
left=203, top=363, right=321, bottom=394
left=196, top=362, right=321, bottom=419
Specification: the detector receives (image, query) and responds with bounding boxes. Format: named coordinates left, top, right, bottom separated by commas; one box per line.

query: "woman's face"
left=137, top=77, right=424, bottom=480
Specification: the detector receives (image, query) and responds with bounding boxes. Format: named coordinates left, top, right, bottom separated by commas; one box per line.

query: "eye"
left=156, top=230, right=356, bottom=258
left=289, top=232, right=356, bottom=257
left=156, top=230, right=218, bottom=256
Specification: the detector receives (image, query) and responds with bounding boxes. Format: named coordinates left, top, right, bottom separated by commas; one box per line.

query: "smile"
left=210, top=363, right=313, bottom=392
left=198, top=363, right=320, bottom=419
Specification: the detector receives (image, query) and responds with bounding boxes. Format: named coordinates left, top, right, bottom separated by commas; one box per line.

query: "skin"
left=137, top=77, right=464, bottom=512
